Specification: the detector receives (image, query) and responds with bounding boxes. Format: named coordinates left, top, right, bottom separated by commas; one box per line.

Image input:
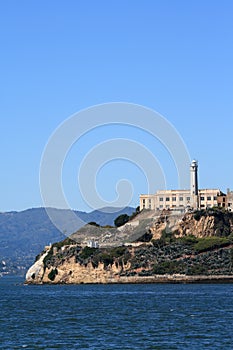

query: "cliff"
left=25, top=208, right=233, bottom=284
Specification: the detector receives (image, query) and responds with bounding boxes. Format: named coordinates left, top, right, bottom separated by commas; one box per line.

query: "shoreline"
left=25, top=274, right=233, bottom=285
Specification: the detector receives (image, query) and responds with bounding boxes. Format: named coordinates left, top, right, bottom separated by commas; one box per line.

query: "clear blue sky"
left=1, top=1, right=232, bottom=212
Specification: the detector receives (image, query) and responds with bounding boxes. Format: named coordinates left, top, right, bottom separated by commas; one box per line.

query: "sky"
left=0, top=0, right=233, bottom=212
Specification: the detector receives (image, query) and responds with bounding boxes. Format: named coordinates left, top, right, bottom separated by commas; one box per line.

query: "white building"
left=140, top=160, right=225, bottom=211
left=87, top=240, right=99, bottom=248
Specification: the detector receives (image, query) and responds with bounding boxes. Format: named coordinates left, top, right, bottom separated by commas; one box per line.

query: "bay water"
left=1, top=276, right=233, bottom=349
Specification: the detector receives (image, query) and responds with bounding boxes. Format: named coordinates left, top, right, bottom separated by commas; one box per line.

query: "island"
left=25, top=207, right=233, bottom=284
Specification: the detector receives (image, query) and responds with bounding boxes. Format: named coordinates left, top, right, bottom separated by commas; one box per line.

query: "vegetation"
left=37, top=208, right=233, bottom=280
left=88, top=222, right=100, bottom=227
left=193, top=237, right=232, bottom=253
left=48, top=268, right=58, bottom=281
left=114, top=214, right=130, bottom=227
left=79, top=246, right=97, bottom=260
left=53, top=237, right=77, bottom=249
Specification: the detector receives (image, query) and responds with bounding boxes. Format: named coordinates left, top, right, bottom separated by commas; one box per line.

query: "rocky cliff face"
left=25, top=209, right=233, bottom=284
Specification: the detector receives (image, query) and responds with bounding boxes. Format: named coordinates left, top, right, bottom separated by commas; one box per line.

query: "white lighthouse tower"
left=190, top=160, right=199, bottom=209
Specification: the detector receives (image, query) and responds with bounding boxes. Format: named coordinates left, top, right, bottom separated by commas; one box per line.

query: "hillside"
left=0, top=206, right=134, bottom=275
left=25, top=208, right=233, bottom=284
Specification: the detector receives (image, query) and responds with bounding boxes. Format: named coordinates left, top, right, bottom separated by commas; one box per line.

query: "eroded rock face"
left=25, top=209, right=233, bottom=284
left=26, top=249, right=132, bottom=284
left=26, top=248, right=50, bottom=284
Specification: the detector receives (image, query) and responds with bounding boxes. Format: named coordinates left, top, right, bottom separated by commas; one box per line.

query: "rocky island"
left=25, top=208, right=233, bottom=284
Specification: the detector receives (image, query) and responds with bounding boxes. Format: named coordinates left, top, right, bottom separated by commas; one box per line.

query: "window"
left=160, top=205, right=163, bottom=208
left=143, top=199, right=145, bottom=203
left=214, top=196, right=217, bottom=201
left=172, top=197, right=176, bottom=201
left=159, top=197, right=163, bottom=201
left=143, top=205, right=145, bottom=209
left=149, top=205, right=151, bottom=209
left=166, top=197, right=170, bottom=201
left=179, top=197, right=183, bottom=201
left=207, top=196, right=211, bottom=201
left=201, top=204, right=205, bottom=208
left=186, top=197, right=190, bottom=201
left=149, top=199, right=151, bottom=203
left=200, top=196, right=205, bottom=201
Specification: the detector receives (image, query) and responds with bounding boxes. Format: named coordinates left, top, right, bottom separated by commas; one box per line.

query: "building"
left=140, top=160, right=226, bottom=211
left=226, top=189, right=233, bottom=212
left=87, top=240, right=99, bottom=248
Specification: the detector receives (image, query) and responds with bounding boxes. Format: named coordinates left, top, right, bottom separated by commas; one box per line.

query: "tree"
left=114, top=214, right=129, bottom=227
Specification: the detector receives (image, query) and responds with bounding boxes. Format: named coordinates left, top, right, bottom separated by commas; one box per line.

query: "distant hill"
left=0, top=206, right=135, bottom=275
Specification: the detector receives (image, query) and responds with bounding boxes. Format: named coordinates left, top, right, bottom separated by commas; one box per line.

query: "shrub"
left=48, top=268, right=58, bottom=281
left=98, top=253, right=114, bottom=267
left=194, top=210, right=206, bottom=221
left=88, top=222, right=100, bottom=227
left=53, top=237, right=77, bottom=249
left=114, top=214, right=129, bottom=227
left=79, top=246, right=96, bottom=260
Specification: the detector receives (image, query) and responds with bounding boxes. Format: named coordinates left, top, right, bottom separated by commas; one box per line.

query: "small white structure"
left=87, top=240, right=99, bottom=248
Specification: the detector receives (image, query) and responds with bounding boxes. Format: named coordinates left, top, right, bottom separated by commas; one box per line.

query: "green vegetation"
left=177, top=235, right=198, bottom=245
left=79, top=246, right=97, bottom=260
left=153, top=261, right=183, bottom=274
left=88, top=222, right=100, bottom=227
left=114, top=214, right=130, bottom=227
left=53, top=237, right=77, bottom=249
left=48, top=268, right=58, bottom=281
left=193, top=237, right=232, bottom=253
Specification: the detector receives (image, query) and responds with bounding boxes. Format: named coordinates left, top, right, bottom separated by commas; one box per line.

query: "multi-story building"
left=140, top=160, right=226, bottom=211
left=226, top=189, right=233, bottom=212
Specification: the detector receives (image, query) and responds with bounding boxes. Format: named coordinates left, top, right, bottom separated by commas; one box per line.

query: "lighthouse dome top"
left=191, top=159, right=198, bottom=166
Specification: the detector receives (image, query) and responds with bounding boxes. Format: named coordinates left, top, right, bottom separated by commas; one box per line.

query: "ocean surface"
left=1, top=277, right=233, bottom=349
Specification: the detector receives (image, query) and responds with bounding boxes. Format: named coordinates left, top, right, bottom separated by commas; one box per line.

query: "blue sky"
left=1, top=1, right=232, bottom=212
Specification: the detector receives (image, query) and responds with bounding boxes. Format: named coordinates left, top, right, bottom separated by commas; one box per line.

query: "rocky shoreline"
left=25, top=274, right=233, bottom=285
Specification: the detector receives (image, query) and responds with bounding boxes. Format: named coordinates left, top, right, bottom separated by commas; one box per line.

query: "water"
left=1, top=277, right=233, bottom=349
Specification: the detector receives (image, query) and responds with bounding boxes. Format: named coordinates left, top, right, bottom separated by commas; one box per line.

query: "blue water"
left=1, top=277, right=233, bottom=349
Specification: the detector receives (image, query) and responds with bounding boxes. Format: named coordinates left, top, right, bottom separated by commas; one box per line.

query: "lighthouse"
left=190, top=160, right=199, bottom=209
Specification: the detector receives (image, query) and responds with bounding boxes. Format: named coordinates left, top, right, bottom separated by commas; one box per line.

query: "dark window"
left=200, top=196, right=205, bottom=201
left=179, top=197, right=183, bottom=201
left=207, top=196, right=211, bottom=201
left=159, top=197, right=163, bottom=201
left=166, top=197, right=170, bottom=201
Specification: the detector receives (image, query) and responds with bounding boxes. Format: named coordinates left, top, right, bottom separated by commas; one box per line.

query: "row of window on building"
left=142, top=195, right=217, bottom=204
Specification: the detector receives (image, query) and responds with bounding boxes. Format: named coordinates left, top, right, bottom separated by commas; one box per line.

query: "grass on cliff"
left=193, top=236, right=232, bottom=253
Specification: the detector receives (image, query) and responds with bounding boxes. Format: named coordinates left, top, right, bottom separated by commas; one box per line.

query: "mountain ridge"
left=0, top=206, right=135, bottom=275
